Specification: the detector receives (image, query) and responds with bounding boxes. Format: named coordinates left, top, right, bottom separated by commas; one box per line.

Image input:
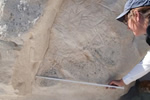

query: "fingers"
left=109, top=81, right=117, bottom=85
left=106, top=80, right=119, bottom=89
left=106, top=79, right=125, bottom=89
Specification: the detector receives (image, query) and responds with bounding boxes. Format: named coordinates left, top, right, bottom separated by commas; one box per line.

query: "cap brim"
left=116, top=10, right=130, bottom=22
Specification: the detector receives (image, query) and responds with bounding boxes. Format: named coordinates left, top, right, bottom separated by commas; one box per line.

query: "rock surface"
left=0, top=0, right=62, bottom=97
left=0, top=0, right=149, bottom=100
left=0, top=0, right=48, bottom=96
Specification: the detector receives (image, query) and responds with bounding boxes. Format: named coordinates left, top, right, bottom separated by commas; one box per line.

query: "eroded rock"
left=0, top=0, right=63, bottom=97
left=0, top=0, right=149, bottom=100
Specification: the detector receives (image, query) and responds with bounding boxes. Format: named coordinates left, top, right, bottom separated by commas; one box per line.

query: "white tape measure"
left=36, top=76, right=124, bottom=90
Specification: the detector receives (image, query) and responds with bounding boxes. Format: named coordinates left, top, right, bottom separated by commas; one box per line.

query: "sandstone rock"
left=0, top=0, right=149, bottom=100
left=11, top=0, right=63, bottom=95
left=36, top=0, right=149, bottom=100
left=0, top=0, right=63, bottom=97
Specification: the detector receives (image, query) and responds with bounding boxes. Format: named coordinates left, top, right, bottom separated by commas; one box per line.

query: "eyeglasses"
left=123, top=11, right=133, bottom=25
left=123, top=18, right=128, bottom=25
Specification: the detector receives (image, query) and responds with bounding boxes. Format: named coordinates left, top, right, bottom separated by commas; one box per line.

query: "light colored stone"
left=0, top=0, right=150, bottom=100
left=36, top=0, right=149, bottom=100
left=0, top=0, right=63, bottom=96
left=12, top=0, right=63, bottom=95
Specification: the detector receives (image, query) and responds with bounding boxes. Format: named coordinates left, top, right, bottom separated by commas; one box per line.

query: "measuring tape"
left=36, top=76, right=124, bottom=90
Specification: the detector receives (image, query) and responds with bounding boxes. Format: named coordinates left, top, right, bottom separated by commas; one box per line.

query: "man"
left=108, top=0, right=150, bottom=99
left=109, top=0, right=150, bottom=88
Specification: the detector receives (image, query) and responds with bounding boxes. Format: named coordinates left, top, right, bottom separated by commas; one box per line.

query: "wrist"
left=121, top=79, right=126, bottom=86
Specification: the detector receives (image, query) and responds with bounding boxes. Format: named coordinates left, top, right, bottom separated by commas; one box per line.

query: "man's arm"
left=123, top=50, right=150, bottom=85
left=109, top=50, right=150, bottom=87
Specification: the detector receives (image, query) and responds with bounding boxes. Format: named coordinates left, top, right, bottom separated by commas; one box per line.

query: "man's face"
left=126, top=10, right=147, bottom=36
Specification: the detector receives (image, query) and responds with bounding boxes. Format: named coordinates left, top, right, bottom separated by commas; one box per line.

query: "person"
left=109, top=0, right=150, bottom=89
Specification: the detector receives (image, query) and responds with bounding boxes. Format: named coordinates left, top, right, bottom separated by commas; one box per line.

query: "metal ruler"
left=36, top=76, right=124, bottom=90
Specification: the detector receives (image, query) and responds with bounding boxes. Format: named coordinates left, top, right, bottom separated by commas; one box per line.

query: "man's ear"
left=134, top=10, right=140, bottom=22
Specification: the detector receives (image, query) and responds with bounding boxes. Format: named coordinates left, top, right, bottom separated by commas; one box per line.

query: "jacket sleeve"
left=123, top=50, right=150, bottom=85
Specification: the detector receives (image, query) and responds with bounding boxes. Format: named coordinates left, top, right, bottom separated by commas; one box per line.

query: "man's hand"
left=106, top=79, right=126, bottom=89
